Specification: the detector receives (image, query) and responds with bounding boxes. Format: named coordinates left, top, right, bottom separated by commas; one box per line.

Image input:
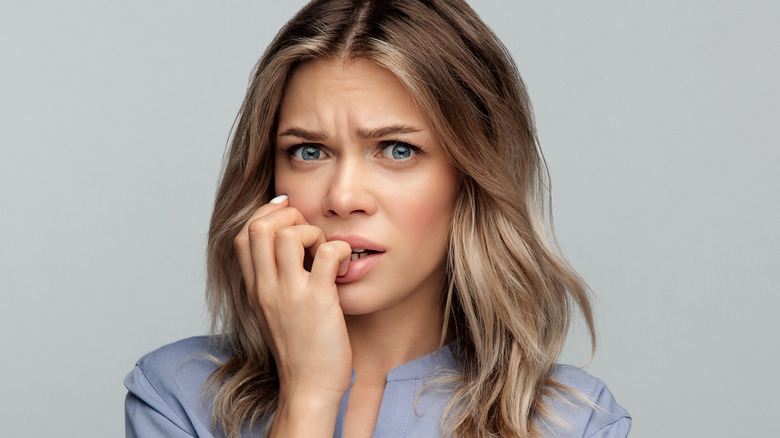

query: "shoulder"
left=124, top=336, right=230, bottom=437
left=133, top=336, right=228, bottom=383
left=538, top=365, right=632, bottom=438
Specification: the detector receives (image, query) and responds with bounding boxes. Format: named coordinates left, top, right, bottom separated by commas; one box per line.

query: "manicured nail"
left=337, top=259, right=350, bottom=277
left=270, top=195, right=288, bottom=204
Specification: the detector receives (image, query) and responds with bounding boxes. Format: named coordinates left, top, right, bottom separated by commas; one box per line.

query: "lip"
left=329, top=235, right=386, bottom=283
left=327, top=235, right=386, bottom=252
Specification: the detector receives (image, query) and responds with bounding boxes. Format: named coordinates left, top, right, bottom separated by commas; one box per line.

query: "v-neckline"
left=334, top=343, right=458, bottom=438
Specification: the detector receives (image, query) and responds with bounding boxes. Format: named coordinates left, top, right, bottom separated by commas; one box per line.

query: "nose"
left=321, top=158, right=377, bottom=218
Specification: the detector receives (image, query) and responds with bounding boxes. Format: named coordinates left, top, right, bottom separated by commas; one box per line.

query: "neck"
left=345, top=300, right=446, bottom=380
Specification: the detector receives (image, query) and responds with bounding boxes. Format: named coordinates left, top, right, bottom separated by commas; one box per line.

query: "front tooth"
left=352, top=248, right=366, bottom=253
left=351, top=253, right=359, bottom=261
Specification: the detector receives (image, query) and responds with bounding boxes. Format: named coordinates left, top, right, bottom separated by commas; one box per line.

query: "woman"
left=125, top=0, right=631, bottom=437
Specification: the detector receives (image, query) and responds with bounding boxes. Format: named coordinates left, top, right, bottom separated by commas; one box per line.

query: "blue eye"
left=292, top=145, right=323, bottom=161
left=382, top=141, right=416, bottom=160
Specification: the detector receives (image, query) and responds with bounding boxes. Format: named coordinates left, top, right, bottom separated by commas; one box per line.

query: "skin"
left=233, top=58, right=459, bottom=437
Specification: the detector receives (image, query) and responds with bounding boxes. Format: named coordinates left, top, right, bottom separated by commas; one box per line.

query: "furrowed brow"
left=277, top=127, right=328, bottom=142
left=278, top=124, right=423, bottom=142
left=357, top=125, right=422, bottom=139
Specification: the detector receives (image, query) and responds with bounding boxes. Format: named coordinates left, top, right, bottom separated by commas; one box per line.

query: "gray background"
left=1, top=1, right=778, bottom=436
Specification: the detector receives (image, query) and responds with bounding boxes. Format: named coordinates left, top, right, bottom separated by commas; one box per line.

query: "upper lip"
left=327, top=235, right=386, bottom=252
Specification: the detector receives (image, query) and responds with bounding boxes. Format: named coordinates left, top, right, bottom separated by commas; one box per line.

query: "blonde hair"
left=205, top=0, right=595, bottom=436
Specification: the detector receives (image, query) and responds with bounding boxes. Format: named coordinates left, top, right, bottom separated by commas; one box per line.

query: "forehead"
left=285, top=57, right=406, bottom=96
left=277, top=58, right=429, bottom=132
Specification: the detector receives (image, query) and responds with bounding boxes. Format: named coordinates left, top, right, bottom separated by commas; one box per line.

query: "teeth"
left=352, top=248, right=366, bottom=253
left=350, top=251, right=370, bottom=261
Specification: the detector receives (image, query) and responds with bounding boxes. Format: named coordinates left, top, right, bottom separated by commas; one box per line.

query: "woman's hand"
left=233, top=195, right=352, bottom=435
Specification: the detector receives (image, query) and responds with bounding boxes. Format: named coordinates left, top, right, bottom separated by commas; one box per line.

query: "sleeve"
left=544, top=365, right=632, bottom=438
left=124, top=365, right=203, bottom=438
left=586, top=415, right=632, bottom=438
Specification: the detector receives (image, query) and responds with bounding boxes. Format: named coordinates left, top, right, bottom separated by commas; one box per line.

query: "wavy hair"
left=205, top=0, right=595, bottom=436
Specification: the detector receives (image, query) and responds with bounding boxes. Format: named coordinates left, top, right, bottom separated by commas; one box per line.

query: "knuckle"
left=247, top=218, right=272, bottom=236
left=247, top=293, right=260, bottom=310
left=255, top=292, right=271, bottom=309
left=254, top=286, right=276, bottom=307
left=233, top=233, right=247, bottom=249
left=275, top=226, right=297, bottom=242
left=279, top=206, right=306, bottom=226
left=316, top=243, right=340, bottom=259
left=293, top=209, right=307, bottom=223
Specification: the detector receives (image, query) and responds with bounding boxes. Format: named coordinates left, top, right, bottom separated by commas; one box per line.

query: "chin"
left=335, top=282, right=394, bottom=316
left=336, top=288, right=375, bottom=316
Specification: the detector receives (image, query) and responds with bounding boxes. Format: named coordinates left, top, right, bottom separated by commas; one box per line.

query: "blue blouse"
left=125, top=337, right=630, bottom=437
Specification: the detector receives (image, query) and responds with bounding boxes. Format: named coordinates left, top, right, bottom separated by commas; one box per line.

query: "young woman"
left=125, top=1, right=631, bottom=437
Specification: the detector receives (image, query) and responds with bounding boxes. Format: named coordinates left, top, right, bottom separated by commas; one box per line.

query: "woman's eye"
left=381, top=141, right=417, bottom=160
left=291, top=145, right=323, bottom=161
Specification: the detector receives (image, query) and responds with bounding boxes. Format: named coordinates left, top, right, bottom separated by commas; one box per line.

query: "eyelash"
left=379, top=141, right=425, bottom=160
left=281, top=141, right=425, bottom=161
left=281, top=143, right=326, bottom=161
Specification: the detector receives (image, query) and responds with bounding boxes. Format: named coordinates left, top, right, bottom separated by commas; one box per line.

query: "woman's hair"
left=205, top=0, right=595, bottom=436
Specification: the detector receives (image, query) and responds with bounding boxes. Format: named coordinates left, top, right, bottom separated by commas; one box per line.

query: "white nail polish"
left=270, top=195, right=288, bottom=204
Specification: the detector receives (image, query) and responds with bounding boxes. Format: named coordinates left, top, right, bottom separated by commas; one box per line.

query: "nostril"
left=322, top=182, right=376, bottom=217
left=327, top=208, right=368, bottom=217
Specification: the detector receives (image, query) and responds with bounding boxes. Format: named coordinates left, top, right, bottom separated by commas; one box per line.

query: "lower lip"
left=336, top=252, right=383, bottom=283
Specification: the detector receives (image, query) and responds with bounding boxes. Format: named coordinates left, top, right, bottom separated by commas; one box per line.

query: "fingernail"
left=270, top=195, right=288, bottom=204
left=337, top=259, right=349, bottom=277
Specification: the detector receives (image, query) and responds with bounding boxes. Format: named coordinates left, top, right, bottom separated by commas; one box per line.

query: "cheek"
left=402, top=194, right=451, bottom=231
left=388, top=171, right=458, bottom=242
left=274, top=170, right=324, bottom=220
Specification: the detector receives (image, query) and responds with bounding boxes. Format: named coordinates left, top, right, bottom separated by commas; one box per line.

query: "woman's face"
left=274, top=58, right=459, bottom=317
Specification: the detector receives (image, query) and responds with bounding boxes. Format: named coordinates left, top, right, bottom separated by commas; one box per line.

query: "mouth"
left=328, top=234, right=386, bottom=254
left=329, top=235, right=385, bottom=283
left=349, top=248, right=381, bottom=261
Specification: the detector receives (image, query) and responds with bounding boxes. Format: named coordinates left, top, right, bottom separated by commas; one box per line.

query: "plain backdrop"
left=1, top=1, right=778, bottom=437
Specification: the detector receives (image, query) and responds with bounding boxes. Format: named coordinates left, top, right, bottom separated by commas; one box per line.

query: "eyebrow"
left=277, top=124, right=422, bottom=141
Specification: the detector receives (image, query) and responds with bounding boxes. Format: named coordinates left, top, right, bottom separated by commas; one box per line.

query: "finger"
left=310, top=240, right=352, bottom=287
left=337, top=257, right=350, bottom=277
left=234, top=195, right=290, bottom=293
left=275, top=225, right=327, bottom=286
left=308, top=237, right=350, bottom=276
left=247, top=206, right=308, bottom=287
